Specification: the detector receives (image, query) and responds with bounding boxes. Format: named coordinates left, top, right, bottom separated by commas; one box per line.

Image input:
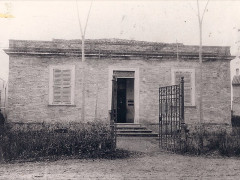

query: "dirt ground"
left=1, top=150, right=240, bottom=180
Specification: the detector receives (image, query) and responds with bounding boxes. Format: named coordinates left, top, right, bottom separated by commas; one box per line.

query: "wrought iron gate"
left=159, top=77, right=184, bottom=151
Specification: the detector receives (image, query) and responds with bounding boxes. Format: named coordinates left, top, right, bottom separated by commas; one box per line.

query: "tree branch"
left=197, top=0, right=202, bottom=26
left=84, top=0, right=93, bottom=36
left=75, top=0, right=84, bottom=36
left=201, top=0, right=210, bottom=23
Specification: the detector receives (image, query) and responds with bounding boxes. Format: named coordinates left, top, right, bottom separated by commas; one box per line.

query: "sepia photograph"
left=0, top=0, right=240, bottom=179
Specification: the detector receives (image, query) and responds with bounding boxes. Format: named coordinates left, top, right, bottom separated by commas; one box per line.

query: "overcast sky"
left=0, top=0, right=240, bottom=81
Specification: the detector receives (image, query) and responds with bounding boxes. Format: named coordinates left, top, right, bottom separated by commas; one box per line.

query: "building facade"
left=5, top=39, right=232, bottom=130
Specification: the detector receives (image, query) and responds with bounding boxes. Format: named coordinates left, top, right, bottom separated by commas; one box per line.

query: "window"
left=49, top=65, right=75, bottom=105
left=171, top=68, right=195, bottom=106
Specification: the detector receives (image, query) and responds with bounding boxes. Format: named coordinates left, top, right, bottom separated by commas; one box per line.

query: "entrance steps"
left=116, top=123, right=158, bottom=137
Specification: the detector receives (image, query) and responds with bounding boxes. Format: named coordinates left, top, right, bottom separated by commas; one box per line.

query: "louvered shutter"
left=174, top=71, right=192, bottom=105
left=52, top=69, right=72, bottom=104
left=62, top=69, right=71, bottom=104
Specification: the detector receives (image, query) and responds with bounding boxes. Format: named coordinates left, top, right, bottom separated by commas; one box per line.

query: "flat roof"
left=4, top=39, right=233, bottom=61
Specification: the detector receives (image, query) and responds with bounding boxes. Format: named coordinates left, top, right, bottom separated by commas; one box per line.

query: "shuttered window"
left=49, top=65, right=75, bottom=105
left=171, top=69, right=195, bottom=106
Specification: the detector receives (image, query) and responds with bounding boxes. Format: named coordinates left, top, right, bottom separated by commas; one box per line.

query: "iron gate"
left=159, top=77, right=184, bottom=151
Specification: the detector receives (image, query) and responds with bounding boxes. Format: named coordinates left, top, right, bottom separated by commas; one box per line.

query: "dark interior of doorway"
left=117, top=78, right=126, bottom=123
left=117, top=78, right=134, bottom=123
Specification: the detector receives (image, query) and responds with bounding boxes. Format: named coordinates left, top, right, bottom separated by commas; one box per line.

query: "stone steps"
left=117, top=129, right=153, bottom=133
left=115, top=123, right=158, bottom=137
left=116, top=123, right=142, bottom=128
left=117, top=127, right=146, bottom=130
left=117, top=133, right=158, bottom=137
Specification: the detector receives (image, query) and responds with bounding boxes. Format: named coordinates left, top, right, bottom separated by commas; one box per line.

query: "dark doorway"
left=116, top=78, right=134, bottom=123
left=117, top=78, right=127, bottom=123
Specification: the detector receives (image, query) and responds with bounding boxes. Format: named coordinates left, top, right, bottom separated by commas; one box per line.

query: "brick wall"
left=7, top=54, right=231, bottom=128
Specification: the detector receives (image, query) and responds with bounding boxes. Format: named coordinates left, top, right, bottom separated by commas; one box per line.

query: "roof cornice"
left=4, top=39, right=233, bottom=61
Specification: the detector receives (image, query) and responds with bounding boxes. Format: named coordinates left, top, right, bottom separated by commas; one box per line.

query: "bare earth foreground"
left=1, top=137, right=240, bottom=180
left=1, top=151, right=240, bottom=180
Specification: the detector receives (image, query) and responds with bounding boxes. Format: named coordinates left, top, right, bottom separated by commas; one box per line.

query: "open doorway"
left=116, top=78, right=134, bottom=123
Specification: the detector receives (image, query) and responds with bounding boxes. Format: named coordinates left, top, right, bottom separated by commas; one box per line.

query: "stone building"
left=4, top=39, right=232, bottom=130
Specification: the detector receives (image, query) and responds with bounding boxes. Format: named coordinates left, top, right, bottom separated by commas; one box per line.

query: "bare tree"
left=76, top=0, right=93, bottom=121
left=197, top=0, right=210, bottom=150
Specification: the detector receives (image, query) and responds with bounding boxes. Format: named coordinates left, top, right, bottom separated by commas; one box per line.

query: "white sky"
left=0, top=0, right=240, bottom=81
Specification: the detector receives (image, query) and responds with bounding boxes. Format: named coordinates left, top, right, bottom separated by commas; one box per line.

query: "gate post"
left=180, top=77, right=184, bottom=124
left=110, top=76, right=117, bottom=151
left=180, top=77, right=189, bottom=152
left=109, top=110, right=115, bottom=151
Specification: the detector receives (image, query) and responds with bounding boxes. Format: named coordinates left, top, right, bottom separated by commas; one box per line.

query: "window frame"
left=171, top=68, right=196, bottom=106
left=49, top=65, right=75, bottom=106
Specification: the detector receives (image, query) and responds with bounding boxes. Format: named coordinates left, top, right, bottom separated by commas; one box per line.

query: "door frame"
left=108, top=67, right=139, bottom=124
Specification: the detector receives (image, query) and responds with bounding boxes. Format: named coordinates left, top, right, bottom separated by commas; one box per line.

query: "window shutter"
left=62, top=69, right=71, bottom=104
left=52, top=69, right=72, bottom=104
left=174, top=71, right=192, bottom=105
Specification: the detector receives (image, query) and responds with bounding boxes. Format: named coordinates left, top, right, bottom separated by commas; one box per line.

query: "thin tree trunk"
left=197, top=0, right=210, bottom=153
left=81, top=35, right=86, bottom=122
left=199, top=20, right=204, bottom=152
left=199, top=20, right=203, bottom=127
left=95, top=83, right=99, bottom=120
left=75, top=0, right=93, bottom=122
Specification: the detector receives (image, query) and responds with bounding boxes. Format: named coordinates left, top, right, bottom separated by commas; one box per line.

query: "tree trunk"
left=81, top=36, right=86, bottom=122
